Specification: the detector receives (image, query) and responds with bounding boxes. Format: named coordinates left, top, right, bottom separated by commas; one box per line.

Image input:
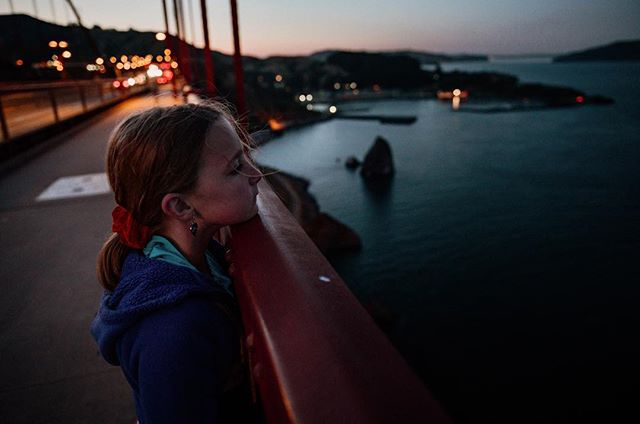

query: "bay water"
left=254, top=61, right=640, bottom=422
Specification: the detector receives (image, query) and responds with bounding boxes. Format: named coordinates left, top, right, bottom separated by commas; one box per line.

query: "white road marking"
left=36, top=172, right=111, bottom=201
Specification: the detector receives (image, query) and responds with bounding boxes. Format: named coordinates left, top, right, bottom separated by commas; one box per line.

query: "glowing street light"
left=62, top=51, right=72, bottom=59
left=58, top=41, right=68, bottom=48
left=329, top=105, right=338, bottom=114
left=155, top=32, right=166, bottom=41
left=96, top=58, right=104, bottom=65
left=48, top=41, right=58, bottom=48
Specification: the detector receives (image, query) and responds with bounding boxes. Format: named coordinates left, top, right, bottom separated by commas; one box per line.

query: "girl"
left=91, top=102, right=261, bottom=423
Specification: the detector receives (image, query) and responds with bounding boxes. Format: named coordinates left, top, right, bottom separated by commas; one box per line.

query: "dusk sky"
left=2, top=0, right=639, bottom=57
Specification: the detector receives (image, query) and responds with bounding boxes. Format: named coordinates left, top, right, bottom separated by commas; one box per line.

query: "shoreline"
left=260, top=165, right=362, bottom=254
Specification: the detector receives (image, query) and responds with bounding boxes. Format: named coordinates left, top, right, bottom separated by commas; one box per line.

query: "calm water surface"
left=255, top=61, right=640, bottom=422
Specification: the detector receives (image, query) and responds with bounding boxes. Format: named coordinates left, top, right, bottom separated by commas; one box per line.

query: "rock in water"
left=308, top=213, right=362, bottom=254
left=345, top=156, right=361, bottom=170
left=360, top=136, right=394, bottom=179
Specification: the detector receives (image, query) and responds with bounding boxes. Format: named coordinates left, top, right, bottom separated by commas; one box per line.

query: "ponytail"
left=97, top=233, right=130, bottom=291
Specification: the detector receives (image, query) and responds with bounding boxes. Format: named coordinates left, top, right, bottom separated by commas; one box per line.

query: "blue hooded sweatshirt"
left=91, top=246, right=248, bottom=423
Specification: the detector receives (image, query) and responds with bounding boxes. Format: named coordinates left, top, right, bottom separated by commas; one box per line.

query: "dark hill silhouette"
left=554, top=40, right=640, bottom=62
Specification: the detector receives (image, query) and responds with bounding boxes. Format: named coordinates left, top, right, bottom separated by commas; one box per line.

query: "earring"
left=189, top=220, right=198, bottom=236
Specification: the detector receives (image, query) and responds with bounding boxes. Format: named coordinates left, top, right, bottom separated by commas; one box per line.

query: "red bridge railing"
left=229, top=181, right=451, bottom=423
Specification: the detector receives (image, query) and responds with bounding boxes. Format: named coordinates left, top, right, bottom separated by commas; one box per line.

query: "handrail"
left=229, top=181, right=451, bottom=423
left=0, top=79, right=115, bottom=95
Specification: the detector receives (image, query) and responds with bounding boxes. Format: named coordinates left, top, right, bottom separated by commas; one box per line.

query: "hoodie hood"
left=90, top=251, right=230, bottom=365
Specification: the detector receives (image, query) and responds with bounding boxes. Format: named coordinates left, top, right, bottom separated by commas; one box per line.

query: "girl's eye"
left=230, top=159, right=244, bottom=175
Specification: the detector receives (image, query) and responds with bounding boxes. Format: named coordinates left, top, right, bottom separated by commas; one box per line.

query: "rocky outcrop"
left=262, top=166, right=362, bottom=254
left=307, top=213, right=362, bottom=253
left=345, top=156, right=361, bottom=170
left=360, top=136, right=394, bottom=179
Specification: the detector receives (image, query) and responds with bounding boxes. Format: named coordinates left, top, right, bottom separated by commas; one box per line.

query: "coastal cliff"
left=261, top=166, right=362, bottom=254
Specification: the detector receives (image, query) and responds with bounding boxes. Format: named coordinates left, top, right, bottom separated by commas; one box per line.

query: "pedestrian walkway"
left=0, top=92, right=183, bottom=423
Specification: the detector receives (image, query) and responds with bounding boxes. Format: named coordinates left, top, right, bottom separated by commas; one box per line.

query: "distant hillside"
left=309, top=49, right=486, bottom=64
left=554, top=40, right=640, bottom=62
left=1, top=13, right=485, bottom=84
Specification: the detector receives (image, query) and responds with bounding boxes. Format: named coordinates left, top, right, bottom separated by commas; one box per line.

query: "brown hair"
left=97, top=101, right=248, bottom=291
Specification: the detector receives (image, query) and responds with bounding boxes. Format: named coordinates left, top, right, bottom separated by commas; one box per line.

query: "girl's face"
left=186, top=118, right=261, bottom=229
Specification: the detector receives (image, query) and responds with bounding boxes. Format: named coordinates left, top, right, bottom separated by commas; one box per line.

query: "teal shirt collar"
left=143, top=235, right=234, bottom=296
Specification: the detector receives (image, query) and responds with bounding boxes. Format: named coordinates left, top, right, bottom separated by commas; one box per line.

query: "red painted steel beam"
left=161, top=0, right=178, bottom=96
left=199, top=0, right=216, bottom=97
left=229, top=181, right=452, bottom=424
left=229, top=0, right=247, bottom=122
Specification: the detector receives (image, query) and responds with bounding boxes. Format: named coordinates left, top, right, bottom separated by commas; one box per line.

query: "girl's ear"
left=161, top=193, right=193, bottom=221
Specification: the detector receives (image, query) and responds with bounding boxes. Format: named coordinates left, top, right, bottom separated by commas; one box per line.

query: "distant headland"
left=554, top=40, right=640, bottom=62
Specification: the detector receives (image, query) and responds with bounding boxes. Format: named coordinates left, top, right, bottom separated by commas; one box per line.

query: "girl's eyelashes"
left=230, top=158, right=245, bottom=175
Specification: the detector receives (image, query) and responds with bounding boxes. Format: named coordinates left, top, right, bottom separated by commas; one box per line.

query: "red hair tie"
left=111, top=205, right=153, bottom=249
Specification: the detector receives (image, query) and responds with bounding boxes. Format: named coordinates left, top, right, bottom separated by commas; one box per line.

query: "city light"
left=116, top=63, right=124, bottom=70
left=58, top=41, right=68, bottom=48
left=15, top=59, right=23, bottom=66
left=306, top=104, right=314, bottom=111
left=110, top=56, right=117, bottom=63
left=112, top=81, right=121, bottom=88
left=147, top=65, right=163, bottom=78
left=95, top=58, right=104, bottom=65
left=350, top=82, right=357, bottom=89
left=62, top=51, right=71, bottom=59
left=268, top=119, right=285, bottom=131
left=298, top=94, right=306, bottom=102
left=164, top=49, right=171, bottom=56
left=453, top=89, right=461, bottom=97
left=170, top=61, right=178, bottom=69
left=329, top=105, right=338, bottom=114
left=48, top=41, right=57, bottom=48
left=452, top=96, right=461, bottom=110
left=156, top=55, right=163, bottom=62
left=127, top=77, right=136, bottom=87
left=275, top=74, right=283, bottom=82
left=306, top=94, right=313, bottom=101
left=120, top=55, right=128, bottom=63
left=86, top=64, right=105, bottom=72
left=334, top=82, right=341, bottom=90
left=155, top=32, right=166, bottom=41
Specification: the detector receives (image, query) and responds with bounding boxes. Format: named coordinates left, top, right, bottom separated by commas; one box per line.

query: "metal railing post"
left=0, top=95, right=10, bottom=141
left=79, top=85, right=87, bottom=112
left=48, top=89, right=59, bottom=122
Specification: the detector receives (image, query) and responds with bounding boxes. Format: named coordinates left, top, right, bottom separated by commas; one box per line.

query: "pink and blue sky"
left=2, top=0, right=639, bottom=57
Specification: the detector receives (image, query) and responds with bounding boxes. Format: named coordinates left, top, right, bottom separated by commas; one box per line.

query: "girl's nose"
left=248, top=167, right=261, bottom=185
left=249, top=174, right=261, bottom=185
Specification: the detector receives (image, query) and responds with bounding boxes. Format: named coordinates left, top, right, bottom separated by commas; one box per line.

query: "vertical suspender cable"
left=199, top=0, right=216, bottom=97
left=230, top=0, right=247, bottom=123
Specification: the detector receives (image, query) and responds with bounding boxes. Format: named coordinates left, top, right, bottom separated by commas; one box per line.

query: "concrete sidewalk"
left=0, top=93, right=183, bottom=423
